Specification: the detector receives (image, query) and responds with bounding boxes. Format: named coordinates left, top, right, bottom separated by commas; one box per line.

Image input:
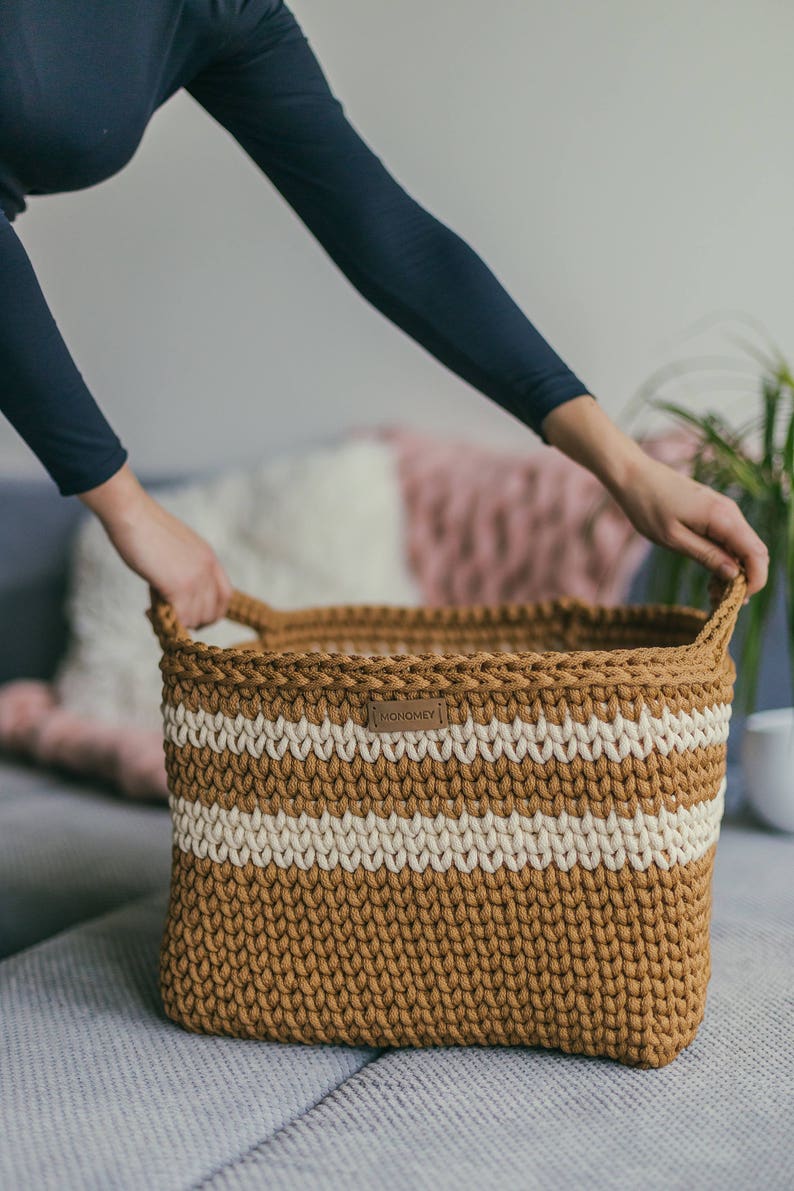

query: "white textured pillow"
left=54, top=435, right=420, bottom=732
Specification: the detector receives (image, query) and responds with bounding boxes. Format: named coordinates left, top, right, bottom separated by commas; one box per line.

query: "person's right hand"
left=77, top=462, right=233, bottom=629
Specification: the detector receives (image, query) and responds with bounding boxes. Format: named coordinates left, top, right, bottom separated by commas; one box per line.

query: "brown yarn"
left=148, top=566, right=747, bottom=1069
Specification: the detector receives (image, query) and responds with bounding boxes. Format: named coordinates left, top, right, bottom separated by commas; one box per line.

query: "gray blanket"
left=1, top=759, right=792, bottom=1190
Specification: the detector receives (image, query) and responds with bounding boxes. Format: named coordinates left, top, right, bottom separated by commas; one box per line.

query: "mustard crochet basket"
left=147, top=564, right=747, bottom=1069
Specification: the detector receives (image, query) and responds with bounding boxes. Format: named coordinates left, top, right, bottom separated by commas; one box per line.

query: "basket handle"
left=146, top=567, right=749, bottom=658
left=691, top=564, right=748, bottom=661
left=146, top=585, right=282, bottom=650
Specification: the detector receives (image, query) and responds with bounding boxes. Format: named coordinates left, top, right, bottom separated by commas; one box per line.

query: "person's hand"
left=541, top=395, right=770, bottom=601
left=77, top=462, right=233, bottom=629
left=610, top=453, right=769, bottom=601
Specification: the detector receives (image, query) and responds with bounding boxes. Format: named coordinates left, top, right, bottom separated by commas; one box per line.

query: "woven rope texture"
left=148, top=567, right=746, bottom=1068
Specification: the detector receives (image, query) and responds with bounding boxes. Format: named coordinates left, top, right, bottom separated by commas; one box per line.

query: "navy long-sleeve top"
left=0, top=0, right=591, bottom=496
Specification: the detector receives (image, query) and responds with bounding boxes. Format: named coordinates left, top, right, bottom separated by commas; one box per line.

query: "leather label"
left=367, top=697, right=449, bottom=733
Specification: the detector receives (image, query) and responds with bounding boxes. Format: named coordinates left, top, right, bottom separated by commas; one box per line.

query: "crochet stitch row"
left=169, top=775, right=725, bottom=874
left=161, top=698, right=731, bottom=765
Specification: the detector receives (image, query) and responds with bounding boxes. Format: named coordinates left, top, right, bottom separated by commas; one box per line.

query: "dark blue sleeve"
left=0, top=209, right=128, bottom=495
left=186, top=0, right=592, bottom=442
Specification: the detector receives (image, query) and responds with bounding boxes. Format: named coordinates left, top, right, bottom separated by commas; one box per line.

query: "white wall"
left=3, top=0, right=793, bottom=483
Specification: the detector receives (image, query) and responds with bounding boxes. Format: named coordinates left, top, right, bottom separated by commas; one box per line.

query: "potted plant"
left=607, top=316, right=794, bottom=830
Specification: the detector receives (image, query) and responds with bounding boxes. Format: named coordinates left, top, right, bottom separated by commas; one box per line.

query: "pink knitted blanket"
left=380, top=425, right=694, bottom=605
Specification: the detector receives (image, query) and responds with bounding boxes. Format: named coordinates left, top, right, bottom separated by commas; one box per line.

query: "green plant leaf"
left=645, top=543, right=693, bottom=606
left=649, top=399, right=768, bottom=497
left=786, top=490, right=794, bottom=712
left=724, top=330, right=786, bottom=378
left=761, top=376, right=781, bottom=472
left=738, top=583, right=769, bottom=714
left=783, top=400, right=794, bottom=481
left=737, top=523, right=779, bottom=714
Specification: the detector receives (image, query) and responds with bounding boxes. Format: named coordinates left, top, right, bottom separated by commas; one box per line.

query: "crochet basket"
left=147, top=564, right=747, bottom=1069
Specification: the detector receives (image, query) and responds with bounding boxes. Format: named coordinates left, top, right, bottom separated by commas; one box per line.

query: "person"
left=0, top=0, right=768, bottom=628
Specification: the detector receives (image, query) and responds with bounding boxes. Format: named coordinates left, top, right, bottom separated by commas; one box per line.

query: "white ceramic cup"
left=740, top=707, right=794, bottom=833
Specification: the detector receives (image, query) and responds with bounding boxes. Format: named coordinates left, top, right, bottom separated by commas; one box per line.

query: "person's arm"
left=0, top=209, right=231, bottom=625
left=78, top=462, right=233, bottom=628
left=0, top=208, right=128, bottom=495
left=187, top=2, right=768, bottom=599
left=185, top=0, right=591, bottom=440
left=541, top=396, right=769, bottom=598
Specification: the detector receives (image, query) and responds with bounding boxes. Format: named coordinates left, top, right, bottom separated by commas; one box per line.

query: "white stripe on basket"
left=162, top=699, right=732, bottom=766
left=170, top=776, right=725, bottom=875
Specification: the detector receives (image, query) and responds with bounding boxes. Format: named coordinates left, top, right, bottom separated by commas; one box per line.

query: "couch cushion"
left=0, top=893, right=377, bottom=1190
left=0, top=759, right=170, bottom=957
left=0, top=480, right=86, bottom=683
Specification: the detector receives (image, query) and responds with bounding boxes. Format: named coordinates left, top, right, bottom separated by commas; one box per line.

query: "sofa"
left=1, top=474, right=792, bottom=1191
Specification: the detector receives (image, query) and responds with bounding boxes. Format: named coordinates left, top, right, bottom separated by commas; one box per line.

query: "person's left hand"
left=540, top=395, right=769, bottom=602
left=613, top=454, right=769, bottom=602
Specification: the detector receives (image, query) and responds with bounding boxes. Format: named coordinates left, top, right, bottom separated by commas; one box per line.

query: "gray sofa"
left=1, top=478, right=792, bottom=1191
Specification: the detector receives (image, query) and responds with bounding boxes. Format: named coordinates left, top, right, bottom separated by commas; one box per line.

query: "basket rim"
left=195, top=597, right=711, bottom=663
left=148, top=590, right=748, bottom=694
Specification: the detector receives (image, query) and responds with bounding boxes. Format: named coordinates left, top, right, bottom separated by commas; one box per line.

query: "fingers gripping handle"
left=146, top=586, right=280, bottom=650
